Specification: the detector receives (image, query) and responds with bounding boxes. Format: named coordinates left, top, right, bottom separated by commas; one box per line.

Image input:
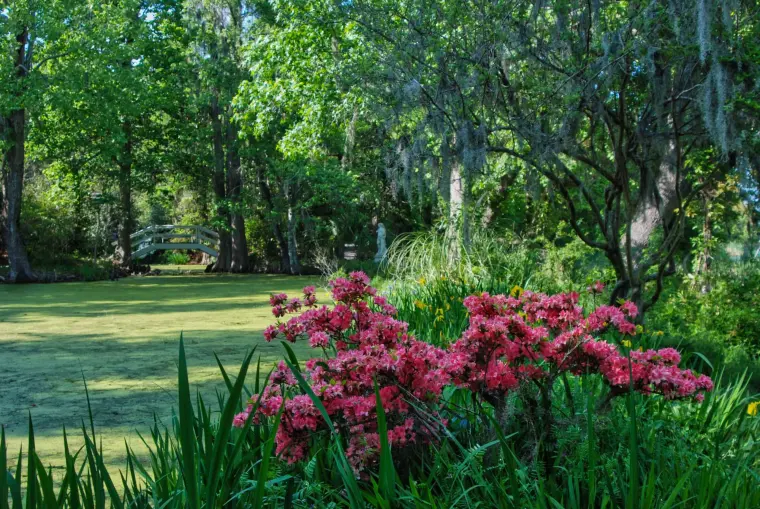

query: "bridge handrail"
left=115, top=225, right=220, bottom=246
left=119, top=224, right=221, bottom=260
left=131, top=231, right=219, bottom=247
left=128, top=224, right=220, bottom=240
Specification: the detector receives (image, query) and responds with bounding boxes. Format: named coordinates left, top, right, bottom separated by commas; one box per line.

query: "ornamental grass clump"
left=235, top=272, right=713, bottom=475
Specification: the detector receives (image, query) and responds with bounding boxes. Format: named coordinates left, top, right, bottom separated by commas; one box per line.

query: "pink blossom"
left=309, top=331, right=330, bottom=348
left=286, top=298, right=302, bottom=313
left=270, top=293, right=288, bottom=306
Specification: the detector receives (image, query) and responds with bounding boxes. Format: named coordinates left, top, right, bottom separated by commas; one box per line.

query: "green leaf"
left=178, top=333, right=200, bottom=509
left=374, top=378, right=395, bottom=507
left=25, top=415, right=37, bottom=509
left=254, top=399, right=284, bottom=509
left=205, top=347, right=256, bottom=508
left=0, top=427, right=8, bottom=509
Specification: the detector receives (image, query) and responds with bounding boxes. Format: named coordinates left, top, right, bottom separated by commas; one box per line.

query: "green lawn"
left=0, top=274, right=318, bottom=477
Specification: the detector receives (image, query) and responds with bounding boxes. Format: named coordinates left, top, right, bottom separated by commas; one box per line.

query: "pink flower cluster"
left=235, top=274, right=712, bottom=473
left=450, top=290, right=712, bottom=401
left=239, top=273, right=450, bottom=472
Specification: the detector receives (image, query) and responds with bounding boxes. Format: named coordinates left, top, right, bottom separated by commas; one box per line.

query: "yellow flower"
left=418, top=277, right=426, bottom=285
left=622, top=339, right=632, bottom=348
left=440, top=275, right=447, bottom=281
left=635, top=324, right=644, bottom=335
left=445, top=303, right=451, bottom=311
left=655, top=331, right=664, bottom=336
left=414, top=300, right=426, bottom=310
left=748, top=401, right=760, bottom=416
left=510, top=285, right=524, bottom=298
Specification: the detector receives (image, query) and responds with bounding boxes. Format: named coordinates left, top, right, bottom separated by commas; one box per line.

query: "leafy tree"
left=1, top=0, right=92, bottom=281
left=34, top=0, right=189, bottom=267
left=182, top=0, right=254, bottom=272
left=287, top=0, right=760, bottom=317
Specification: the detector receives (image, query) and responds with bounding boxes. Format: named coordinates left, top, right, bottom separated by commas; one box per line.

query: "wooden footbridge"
left=122, top=225, right=220, bottom=260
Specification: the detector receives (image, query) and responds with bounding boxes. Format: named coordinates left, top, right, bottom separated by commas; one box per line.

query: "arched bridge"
left=124, top=225, right=220, bottom=260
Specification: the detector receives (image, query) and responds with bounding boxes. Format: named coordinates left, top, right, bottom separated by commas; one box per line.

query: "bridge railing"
left=129, top=225, right=219, bottom=248
left=113, top=225, right=220, bottom=259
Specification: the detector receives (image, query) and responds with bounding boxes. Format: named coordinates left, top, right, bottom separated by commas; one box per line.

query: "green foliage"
left=382, top=230, right=619, bottom=345
left=21, top=182, right=79, bottom=266
left=649, top=261, right=760, bottom=387
left=164, top=251, right=191, bottom=265
left=384, top=228, right=537, bottom=285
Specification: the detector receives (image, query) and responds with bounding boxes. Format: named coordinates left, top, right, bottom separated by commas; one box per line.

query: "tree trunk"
left=461, top=166, right=472, bottom=253
left=698, top=193, right=712, bottom=293
left=226, top=123, right=249, bottom=272
left=116, top=123, right=133, bottom=268
left=257, top=164, right=290, bottom=273
left=342, top=105, right=358, bottom=169
left=439, top=136, right=452, bottom=213
left=197, top=186, right=213, bottom=265
left=627, top=149, right=680, bottom=275
left=210, top=95, right=232, bottom=272
left=2, top=107, right=36, bottom=282
left=286, top=181, right=300, bottom=275
left=1, top=28, right=35, bottom=283
left=0, top=162, right=4, bottom=258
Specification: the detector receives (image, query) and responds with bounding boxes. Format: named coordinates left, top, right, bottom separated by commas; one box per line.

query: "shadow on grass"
left=0, top=274, right=319, bottom=321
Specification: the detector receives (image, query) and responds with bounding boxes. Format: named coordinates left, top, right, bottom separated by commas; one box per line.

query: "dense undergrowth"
left=383, top=231, right=760, bottom=390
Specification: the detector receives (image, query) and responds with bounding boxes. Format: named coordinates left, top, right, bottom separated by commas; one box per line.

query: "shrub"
left=652, top=260, right=760, bottom=358
left=21, top=187, right=80, bottom=265
left=383, top=228, right=537, bottom=285
left=164, top=251, right=191, bottom=265
left=237, top=273, right=713, bottom=478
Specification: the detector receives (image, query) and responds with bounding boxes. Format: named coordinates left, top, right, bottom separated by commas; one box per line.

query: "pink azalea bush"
left=234, top=272, right=712, bottom=474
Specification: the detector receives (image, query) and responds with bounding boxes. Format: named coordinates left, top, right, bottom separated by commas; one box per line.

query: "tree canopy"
left=1, top=0, right=758, bottom=317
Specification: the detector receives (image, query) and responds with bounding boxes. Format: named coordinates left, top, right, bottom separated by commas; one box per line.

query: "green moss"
left=0, top=274, right=318, bottom=476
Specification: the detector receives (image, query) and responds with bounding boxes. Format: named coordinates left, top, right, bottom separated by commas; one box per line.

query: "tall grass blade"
left=61, top=427, right=81, bottom=509
left=177, top=333, right=200, bottom=509
left=0, top=427, right=8, bottom=509
left=374, top=379, right=395, bottom=507
left=253, top=400, right=284, bottom=509
left=25, top=415, right=37, bottom=509
left=10, top=445, right=22, bottom=509
left=32, top=453, right=57, bottom=509
left=659, top=462, right=695, bottom=509
left=206, top=347, right=256, bottom=508
left=586, top=388, right=597, bottom=508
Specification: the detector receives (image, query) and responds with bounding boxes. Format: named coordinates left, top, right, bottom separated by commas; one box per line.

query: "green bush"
left=648, top=260, right=760, bottom=390
left=21, top=186, right=80, bottom=266
left=653, top=261, right=760, bottom=356
left=383, top=228, right=538, bottom=285
left=164, top=251, right=191, bottom=265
